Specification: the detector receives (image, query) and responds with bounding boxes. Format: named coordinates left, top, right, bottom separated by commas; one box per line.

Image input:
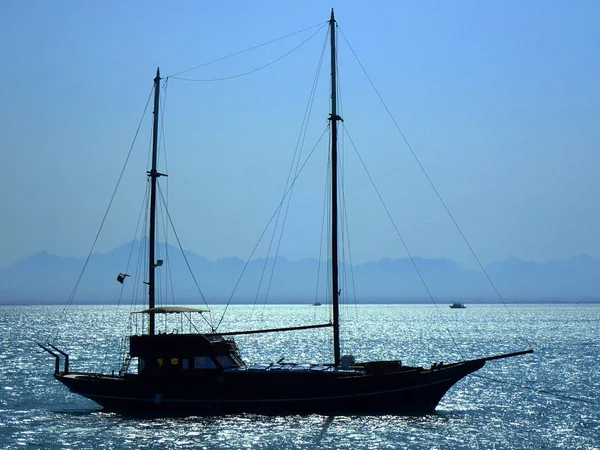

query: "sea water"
left=0, top=304, right=598, bottom=449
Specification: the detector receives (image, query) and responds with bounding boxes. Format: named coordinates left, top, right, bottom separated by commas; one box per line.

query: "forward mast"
left=148, top=67, right=163, bottom=336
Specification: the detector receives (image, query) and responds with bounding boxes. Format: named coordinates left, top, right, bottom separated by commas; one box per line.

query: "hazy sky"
left=1, top=1, right=599, bottom=269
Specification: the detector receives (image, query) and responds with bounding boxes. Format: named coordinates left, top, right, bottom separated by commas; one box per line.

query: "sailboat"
left=39, top=10, right=532, bottom=415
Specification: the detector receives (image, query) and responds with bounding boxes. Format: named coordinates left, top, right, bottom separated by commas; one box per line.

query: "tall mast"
left=148, top=67, right=161, bottom=335
left=329, top=9, right=341, bottom=365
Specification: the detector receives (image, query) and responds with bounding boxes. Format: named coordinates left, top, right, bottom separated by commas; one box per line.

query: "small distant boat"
left=449, top=303, right=466, bottom=309
left=312, top=302, right=322, bottom=306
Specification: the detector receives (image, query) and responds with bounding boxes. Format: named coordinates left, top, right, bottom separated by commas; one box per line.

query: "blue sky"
left=1, top=1, right=599, bottom=269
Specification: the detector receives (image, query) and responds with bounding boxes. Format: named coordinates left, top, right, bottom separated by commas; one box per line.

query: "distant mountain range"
left=1, top=242, right=599, bottom=304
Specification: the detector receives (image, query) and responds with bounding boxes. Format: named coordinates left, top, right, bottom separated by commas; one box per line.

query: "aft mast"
left=329, top=9, right=341, bottom=365
left=148, top=67, right=162, bottom=335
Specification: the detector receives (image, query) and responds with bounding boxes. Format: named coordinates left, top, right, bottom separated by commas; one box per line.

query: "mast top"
left=155, top=67, right=161, bottom=81
left=330, top=8, right=335, bottom=22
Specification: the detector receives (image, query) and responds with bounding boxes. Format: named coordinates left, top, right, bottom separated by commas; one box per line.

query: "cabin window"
left=139, top=358, right=146, bottom=372
left=182, top=358, right=189, bottom=370
left=170, top=358, right=179, bottom=366
left=194, top=356, right=217, bottom=369
left=157, top=358, right=163, bottom=368
left=216, top=355, right=238, bottom=368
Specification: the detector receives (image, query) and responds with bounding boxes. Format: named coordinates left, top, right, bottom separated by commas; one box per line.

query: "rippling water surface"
left=0, top=304, right=598, bottom=449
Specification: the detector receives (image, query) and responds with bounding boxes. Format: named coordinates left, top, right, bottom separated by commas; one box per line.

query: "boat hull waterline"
left=55, top=359, right=485, bottom=415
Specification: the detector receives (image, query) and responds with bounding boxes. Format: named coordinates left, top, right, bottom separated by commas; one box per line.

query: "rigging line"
left=133, top=188, right=150, bottom=311
left=343, top=127, right=465, bottom=361
left=164, top=233, right=177, bottom=308
left=99, top=249, right=135, bottom=372
left=334, top=48, right=359, bottom=320
left=160, top=78, right=170, bottom=199
left=338, top=27, right=532, bottom=350
left=156, top=184, right=213, bottom=330
left=311, top=30, right=334, bottom=309
left=100, top=277, right=129, bottom=373
left=158, top=78, right=178, bottom=311
left=315, top=151, right=331, bottom=306
left=245, top=28, right=326, bottom=319
left=255, top=28, right=330, bottom=316
left=472, top=374, right=598, bottom=405
left=161, top=213, right=177, bottom=307
left=168, top=21, right=326, bottom=78
left=51, top=86, right=154, bottom=344
left=100, top=187, right=149, bottom=373
left=337, top=133, right=347, bottom=310
left=129, top=183, right=150, bottom=332
left=128, top=185, right=150, bottom=310
left=338, top=126, right=359, bottom=320
left=326, top=149, right=333, bottom=322
left=214, top=126, right=330, bottom=331
left=170, top=23, right=328, bottom=82
left=157, top=192, right=170, bottom=304
left=259, top=27, right=328, bottom=310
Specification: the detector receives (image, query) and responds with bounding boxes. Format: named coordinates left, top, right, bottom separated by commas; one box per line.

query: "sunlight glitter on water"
left=0, top=304, right=599, bottom=449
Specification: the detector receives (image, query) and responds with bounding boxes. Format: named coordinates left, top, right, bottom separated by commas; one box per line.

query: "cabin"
left=128, top=306, right=245, bottom=375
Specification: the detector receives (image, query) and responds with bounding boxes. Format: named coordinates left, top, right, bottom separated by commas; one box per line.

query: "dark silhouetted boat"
left=39, top=10, right=532, bottom=415
left=450, top=303, right=466, bottom=309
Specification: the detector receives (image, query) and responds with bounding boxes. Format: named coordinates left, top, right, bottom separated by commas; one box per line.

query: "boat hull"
left=55, top=359, right=485, bottom=415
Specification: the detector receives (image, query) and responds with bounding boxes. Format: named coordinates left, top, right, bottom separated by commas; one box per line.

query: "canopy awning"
left=134, top=306, right=209, bottom=314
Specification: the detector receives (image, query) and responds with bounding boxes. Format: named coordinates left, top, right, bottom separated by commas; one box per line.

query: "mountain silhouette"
left=1, top=243, right=599, bottom=304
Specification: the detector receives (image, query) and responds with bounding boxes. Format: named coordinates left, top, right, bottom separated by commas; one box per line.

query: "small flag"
left=117, top=273, right=131, bottom=284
